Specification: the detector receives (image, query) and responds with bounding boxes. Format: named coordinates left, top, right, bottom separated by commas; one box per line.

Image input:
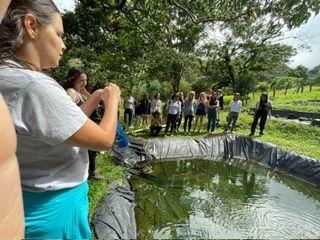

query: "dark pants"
left=165, top=113, right=178, bottom=133
left=88, top=150, right=97, bottom=174
left=124, top=109, right=133, bottom=126
left=176, top=114, right=182, bottom=131
left=184, top=115, right=194, bottom=132
left=150, top=125, right=162, bottom=135
left=225, top=112, right=239, bottom=131
left=251, top=110, right=268, bottom=134
left=207, top=108, right=217, bottom=132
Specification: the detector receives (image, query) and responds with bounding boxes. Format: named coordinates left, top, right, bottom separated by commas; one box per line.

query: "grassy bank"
left=245, top=86, right=320, bottom=112
left=235, top=113, right=320, bottom=159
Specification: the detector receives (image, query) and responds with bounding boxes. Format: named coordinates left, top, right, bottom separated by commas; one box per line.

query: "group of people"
left=124, top=89, right=273, bottom=137
left=0, top=0, right=273, bottom=239
left=124, top=89, right=224, bottom=135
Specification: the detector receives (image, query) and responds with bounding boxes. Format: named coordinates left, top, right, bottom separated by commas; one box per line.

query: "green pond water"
left=130, top=159, right=320, bottom=239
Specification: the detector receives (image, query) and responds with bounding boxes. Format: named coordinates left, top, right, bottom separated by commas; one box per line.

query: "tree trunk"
left=273, top=87, right=276, bottom=97
left=170, top=63, right=182, bottom=92
left=309, top=85, right=312, bottom=92
left=285, top=87, right=288, bottom=95
left=223, top=53, right=236, bottom=88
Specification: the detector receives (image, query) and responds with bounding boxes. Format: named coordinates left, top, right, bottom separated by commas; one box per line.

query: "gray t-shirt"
left=0, top=61, right=88, bottom=192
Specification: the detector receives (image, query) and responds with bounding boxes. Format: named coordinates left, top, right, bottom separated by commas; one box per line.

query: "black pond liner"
left=91, top=135, right=320, bottom=239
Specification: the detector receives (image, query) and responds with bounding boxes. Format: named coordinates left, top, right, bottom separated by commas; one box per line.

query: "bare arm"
left=65, top=83, right=120, bottom=151
left=0, top=96, right=24, bottom=239
left=79, top=89, right=103, bottom=116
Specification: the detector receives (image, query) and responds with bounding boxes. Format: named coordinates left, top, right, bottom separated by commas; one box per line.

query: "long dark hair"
left=260, top=92, right=268, bottom=102
left=209, top=94, right=217, bottom=106
left=64, top=69, right=88, bottom=90
left=259, top=92, right=268, bottom=108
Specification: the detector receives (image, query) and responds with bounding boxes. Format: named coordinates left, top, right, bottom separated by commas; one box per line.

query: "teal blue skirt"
left=23, top=181, right=91, bottom=239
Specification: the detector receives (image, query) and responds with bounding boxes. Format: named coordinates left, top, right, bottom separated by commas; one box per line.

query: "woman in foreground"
left=0, top=0, right=120, bottom=239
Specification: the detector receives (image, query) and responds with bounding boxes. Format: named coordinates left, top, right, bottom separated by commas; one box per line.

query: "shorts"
left=23, top=181, right=91, bottom=239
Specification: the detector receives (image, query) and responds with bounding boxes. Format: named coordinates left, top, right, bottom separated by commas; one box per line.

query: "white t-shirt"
left=125, top=96, right=135, bottom=110
left=167, top=100, right=181, bottom=115
left=151, top=99, right=162, bottom=113
left=229, top=100, right=242, bottom=113
left=0, top=61, right=88, bottom=192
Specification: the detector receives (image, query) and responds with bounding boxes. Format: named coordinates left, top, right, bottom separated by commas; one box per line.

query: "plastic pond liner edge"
left=91, top=135, right=320, bottom=239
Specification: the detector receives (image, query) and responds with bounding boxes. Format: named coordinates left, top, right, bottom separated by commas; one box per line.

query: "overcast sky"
left=53, top=0, right=320, bottom=70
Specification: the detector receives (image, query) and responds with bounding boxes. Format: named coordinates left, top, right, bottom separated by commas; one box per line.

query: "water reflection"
left=130, top=159, right=320, bottom=239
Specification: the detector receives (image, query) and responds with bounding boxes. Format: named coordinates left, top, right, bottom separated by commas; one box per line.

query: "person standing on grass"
left=0, top=0, right=120, bottom=238
left=207, top=93, right=219, bottom=133
left=216, top=89, right=224, bottom=124
left=183, top=91, right=197, bottom=134
left=150, top=92, right=162, bottom=114
left=193, top=92, right=207, bottom=133
left=123, top=90, right=135, bottom=128
left=224, top=93, right=242, bottom=133
left=140, top=93, right=151, bottom=125
left=249, top=92, right=273, bottom=136
left=176, top=91, right=184, bottom=131
left=165, top=93, right=181, bottom=135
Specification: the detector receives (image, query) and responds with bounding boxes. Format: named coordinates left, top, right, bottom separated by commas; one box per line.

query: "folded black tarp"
left=91, top=135, right=320, bottom=239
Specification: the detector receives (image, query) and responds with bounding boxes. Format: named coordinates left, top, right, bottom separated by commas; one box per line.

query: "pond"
left=130, top=159, right=320, bottom=239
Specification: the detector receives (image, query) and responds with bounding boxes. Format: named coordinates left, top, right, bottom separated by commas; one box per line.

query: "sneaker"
left=248, top=133, right=254, bottom=137
left=259, top=132, right=264, bottom=136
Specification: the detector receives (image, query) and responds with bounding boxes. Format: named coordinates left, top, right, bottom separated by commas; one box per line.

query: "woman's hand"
left=80, top=87, right=91, bottom=98
left=101, top=83, right=121, bottom=103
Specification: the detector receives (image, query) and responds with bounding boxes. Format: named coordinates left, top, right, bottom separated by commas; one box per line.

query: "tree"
left=309, top=70, right=320, bottom=92
left=275, top=76, right=297, bottom=95
left=289, top=65, right=309, bottom=93
left=309, top=66, right=320, bottom=92
left=256, top=81, right=269, bottom=93
left=58, top=0, right=320, bottom=94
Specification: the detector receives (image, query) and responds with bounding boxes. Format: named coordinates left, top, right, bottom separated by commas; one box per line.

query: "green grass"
left=235, top=111, right=320, bottom=159
left=88, top=152, right=124, bottom=219
left=243, top=86, right=320, bottom=113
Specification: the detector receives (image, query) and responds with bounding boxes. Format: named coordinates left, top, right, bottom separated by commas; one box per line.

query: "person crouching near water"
left=150, top=111, right=162, bottom=136
left=0, top=0, right=120, bottom=239
left=224, top=93, right=242, bottom=133
left=249, top=92, right=273, bottom=136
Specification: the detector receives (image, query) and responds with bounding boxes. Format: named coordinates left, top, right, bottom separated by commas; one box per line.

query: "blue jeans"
left=207, top=108, right=217, bottom=132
